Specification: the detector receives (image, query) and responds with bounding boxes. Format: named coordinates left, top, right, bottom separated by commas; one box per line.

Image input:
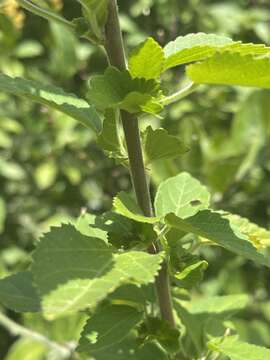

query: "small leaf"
left=128, top=37, right=164, bottom=79
left=138, top=317, right=180, bottom=353
left=155, top=172, right=210, bottom=219
left=32, top=224, right=163, bottom=319
left=143, top=126, right=189, bottom=164
left=78, top=0, right=109, bottom=43
left=166, top=210, right=270, bottom=268
left=163, top=33, right=233, bottom=70
left=78, top=304, right=143, bottom=354
left=75, top=213, right=108, bottom=242
left=4, top=338, right=47, bottom=360
left=174, top=260, right=208, bottom=289
left=113, top=192, right=158, bottom=224
left=208, top=336, right=270, bottom=360
left=187, top=52, right=270, bottom=89
left=0, top=74, right=101, bottom=133
left=0, top=272, right=40, bottom=313
left=87, top=67, right=163, bottom=114
left=98, top=109, right=122, bottom=156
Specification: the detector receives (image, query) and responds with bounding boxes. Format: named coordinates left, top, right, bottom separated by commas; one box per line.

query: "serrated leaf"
left=166, top=210, right=270, bottom=268
left=75, top=213, right=108, bottom=242
left=128, top=37, right=164, bottom=79
left=143, top=126, right=189, bottom=164
left=220, top=212, right=270, bottom=249
left=0, top=271, right=40, bottom=313
left=113, top=192, right=158, bottom=224
left=0, top=74, right=101, bottom=133
left=78, top=304, right=142, bottom=354
left=87, top=67, right=163, bottom=114
left=32, top=224, right=163, bottom=319
left=187, top=52, right=270, bottom=89
left=155, top=172, right=210, bottom=219
left=208, top=336, right=270, bottom=360
left=163, top=33, right=233, bottom=70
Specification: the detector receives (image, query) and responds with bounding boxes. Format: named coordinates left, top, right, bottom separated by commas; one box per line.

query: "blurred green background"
left=0, top=0, right=270, bottom=359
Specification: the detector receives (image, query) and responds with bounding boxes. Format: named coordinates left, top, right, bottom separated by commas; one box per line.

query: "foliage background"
left=0, top=0, right=270, bottom=358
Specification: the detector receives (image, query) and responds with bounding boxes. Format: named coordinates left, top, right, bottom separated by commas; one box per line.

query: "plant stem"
left=104, top=0, right=175, bottom=327
left=0, top=312, right=73, bottom=358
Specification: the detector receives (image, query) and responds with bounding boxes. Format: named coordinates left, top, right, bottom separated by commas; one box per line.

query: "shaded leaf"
left=129, top=37, right=164, bottom=79
left=143, top=126, right=188, bottom=164
left=0, top=272, right=40, bottom=313
left=155, top=172, right=210, bottom=219
left=78, top=304, right=142, bottom=354
left=32, top=224, right=163, bottom=319
left=0, top=74, right=101, bottom=132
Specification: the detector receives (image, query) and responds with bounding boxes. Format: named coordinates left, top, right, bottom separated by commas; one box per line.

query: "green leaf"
left=0, top=197, right=6, bottom=234
left=113, top=192, right=158, bottom=224
left=179, top=294, right=249, bottom=315
left=174, top=260, right=208, bottom=289
left=166, top=210, right=270, bottom=268
left=0, top=74, right=102, bottom=133
left=78, top=333, right=167, bottom=360
left=155, top=172, right=210, bottom=219
left=87, top=67, right=163, bottom=114
left=187, top=52, right=270, bottom=89
left=34, top=160, right=57, bottom=190
left=163, top=33, right=233, bottom=70
left=128, top=37, right=164, bottom=79
left=97, top=109, right=126, bottom=159
left=0, top=272, right=40, bottom=313
left=76, top=0, right=109, bottom=43
left=220, top=211, right=270, bottom=249
left=138, top=317, right=180, bottom=353
left=78, top=304, right=143, bottom=354
left=143, top=126, right=189, bottom=164
left=208, top=336, right=270, bottom=360
left=75, top=213, right=108, bottom=242
left=4, top=338, right=47, bottom=360
left=32, top=224, right=163, bottom=319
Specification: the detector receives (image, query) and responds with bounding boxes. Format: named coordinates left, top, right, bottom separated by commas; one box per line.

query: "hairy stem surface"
left=104, top=0, right=175, bottom=327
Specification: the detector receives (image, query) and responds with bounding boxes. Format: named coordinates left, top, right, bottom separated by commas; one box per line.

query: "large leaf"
left=143, top=126, right=188, bottom=164
left=0, top=74, right=102, bottom=133
left=208, top=336, right=270, bottom=360
left=187, top=52, right=270, bottom=89
left=87, top=67, right=163, bottom=114
left=155, top=172, right=210, bottom=219
left=163, top=33, right=233, bottom=70
left=128, top=37, right=164, bottom=79
left=0, top=272, right=40, bottom=312
left=166, top=210, right=270, bottom=268
left=32, top=224, right=162, bottom=319
left=78, top=304, right=143, bottom=354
